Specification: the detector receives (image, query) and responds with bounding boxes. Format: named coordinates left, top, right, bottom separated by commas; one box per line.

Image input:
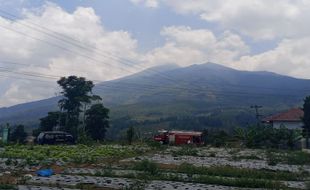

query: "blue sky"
left=0, top=0, right=309, bottom=106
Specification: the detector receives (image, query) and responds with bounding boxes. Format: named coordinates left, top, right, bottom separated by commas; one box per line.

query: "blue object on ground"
left=36, top=169, right=54, bottom=177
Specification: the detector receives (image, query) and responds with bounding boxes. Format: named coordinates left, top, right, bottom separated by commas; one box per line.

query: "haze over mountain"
left=1, top=63, right=310, bottom=129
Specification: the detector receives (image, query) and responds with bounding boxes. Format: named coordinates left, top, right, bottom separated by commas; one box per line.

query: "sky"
left=0, top=0, right=310, bottom=107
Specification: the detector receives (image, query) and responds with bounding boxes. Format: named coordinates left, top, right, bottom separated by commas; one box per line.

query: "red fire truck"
left=154, top=130, right=203, bottom=145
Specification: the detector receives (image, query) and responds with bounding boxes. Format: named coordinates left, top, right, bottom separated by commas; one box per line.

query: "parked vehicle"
left=154, top=130, right=204, bottom=145
left=37, top=131, right=75, bottom=145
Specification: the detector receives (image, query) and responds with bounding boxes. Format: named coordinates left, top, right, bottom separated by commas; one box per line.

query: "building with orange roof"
left=263, top=108, right=304, bottom=129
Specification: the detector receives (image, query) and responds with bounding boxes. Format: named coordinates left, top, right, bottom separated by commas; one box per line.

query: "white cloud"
left=0, top=3, right=140, bottom=107
left=142, top=26, right=249, bottom=67
left=130, top=0, right=159, bottom=8
left=233, top=37, right=310, bottom=79
left=130, top=0, right=310, bottom=80
left=135, top=0, right=310, bottom=40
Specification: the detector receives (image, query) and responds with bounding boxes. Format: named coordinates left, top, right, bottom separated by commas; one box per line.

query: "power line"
left=0, top=10, right=186, bottom=86
left=0, top=9, right=139, bottom=67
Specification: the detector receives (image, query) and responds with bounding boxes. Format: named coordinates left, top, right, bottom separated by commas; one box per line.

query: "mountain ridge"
left=1, top=63, right=310, bottom=128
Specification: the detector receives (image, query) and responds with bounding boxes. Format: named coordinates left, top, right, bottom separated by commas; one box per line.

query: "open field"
left=0, top=144, right=309, bottom=190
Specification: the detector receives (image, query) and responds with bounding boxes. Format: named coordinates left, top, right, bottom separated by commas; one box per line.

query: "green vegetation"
left=193, top=175, right=284, bottom=189
left=38, top=111, right=63, bottom=132
left=232, top=154, right=261, bottom=160
left=302, top=96, right=310, bottom=148
left=171, top=146, right=198, bottom=156
left=92, top=163, right=288, bottom=189
left=133, top=159, right=160, bottom=176
left=0, top=184, right=17, bottom=190
left=9, top=125, right=27, bottom=144
left=127, top=126, right=135, bottom=145
left=266, top=150, right=310, bottom=165
left=234, top=126, right=302, bottom=149
left=0, top=145, right=142, bottom=164
left=85, top=103, right=110, bottom=141
left=35, top=76, right=109, bottom=142
left=177, top=163, right=306, bottom=181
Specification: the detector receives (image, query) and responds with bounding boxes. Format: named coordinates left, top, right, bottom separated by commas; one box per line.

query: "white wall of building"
left=273, top=121, right=303, bottom=129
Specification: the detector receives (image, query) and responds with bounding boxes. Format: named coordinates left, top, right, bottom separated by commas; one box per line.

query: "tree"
left=57, top=76, right=101, bottom=137
left=126, top=126, right=135, bottom=145
left=10, top=125, right=27, bottom=144
left=85, top=104, right=110, bottom=141
left=33, top=111, right=66, bottom=137
left=302, top=96, right=310, bottom=148
left=39, top=111, right=62, bottom=131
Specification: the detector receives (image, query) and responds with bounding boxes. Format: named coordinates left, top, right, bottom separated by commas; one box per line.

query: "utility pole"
left=251, top=105, right=263, bottom=126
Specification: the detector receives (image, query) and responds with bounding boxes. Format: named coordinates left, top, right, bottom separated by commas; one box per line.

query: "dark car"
left=37, top=131, right=75, bottom=145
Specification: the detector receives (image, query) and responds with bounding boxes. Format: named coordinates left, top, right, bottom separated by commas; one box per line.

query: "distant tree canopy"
left=302, top=96, right=310, bottom=147
left=85, top=104, right=110, bottom=141
left=10, top=125, right=27, bottom=144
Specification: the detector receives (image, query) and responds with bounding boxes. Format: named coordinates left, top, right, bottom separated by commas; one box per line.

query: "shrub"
left=285, top=151, right=310, bottom=165
left=133, top=159, right=159, bottom=176
left=0, top=184, right=17, bottom=190
left=178, top=163, right=196, bottom=178
left=146, top=140, right=165, bottom=150
left=172, top=146, right=198, bottom=156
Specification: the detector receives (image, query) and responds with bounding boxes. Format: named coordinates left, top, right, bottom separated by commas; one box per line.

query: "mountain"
left=1, top=63, right=310, bottom=133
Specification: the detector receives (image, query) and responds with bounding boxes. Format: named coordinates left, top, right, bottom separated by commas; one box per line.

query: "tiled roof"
left=263, top=108, right=303, bottom=122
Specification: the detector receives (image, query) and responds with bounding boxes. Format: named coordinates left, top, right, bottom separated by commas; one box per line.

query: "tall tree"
left=85, top=104, right=110, bottom=141
left=302, top=96, right=310, bottom=148
left=57, top=76, right=100, bottom=137
left=10, top=125, right=27, bottom=144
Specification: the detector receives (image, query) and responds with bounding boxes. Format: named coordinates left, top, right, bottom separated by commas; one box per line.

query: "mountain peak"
left=186, top=62, right=236, bottom=71
left=145, top=63, right=180, bottom=72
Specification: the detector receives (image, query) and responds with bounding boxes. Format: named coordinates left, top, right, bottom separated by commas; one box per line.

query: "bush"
left=77, top=129, right=95, bottom=145
left=133, top=159, right=159, bottom=176
left=172, top=146, right=198, bottom=156
left=178, top=163, right=196, bottom=178
left=146, top=140, right=165, bottom=150
left=234, top=126, right=302, bottom=149
left=0, top=184, right=17, bottom=190
left=286, top=151, right=310, bottom=165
